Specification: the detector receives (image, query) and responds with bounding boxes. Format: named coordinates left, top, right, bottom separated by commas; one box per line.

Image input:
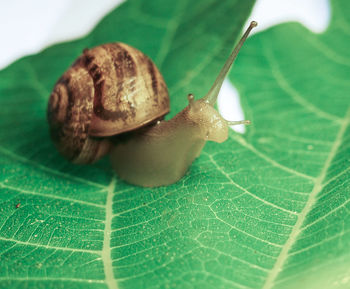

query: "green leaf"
left=0, top=0, right=256, bottom=289
left=1, top=0, right=349, bottom=287
left=227, top=0, right=350, bottom=288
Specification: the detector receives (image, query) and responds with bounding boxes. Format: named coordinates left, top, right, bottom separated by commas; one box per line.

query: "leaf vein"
left=0, top=146, right=106, bottom=189
left=206, top=151, right=300, bottom=215
left=262, top=108, right=350, bottom=289
left=0, top=277, right=104, bottom=283
left=0, top=182, right=106, bottom=209
left=230, top=134, right=315, bottom=180
left=301, top=198, right=350, bottom=231
left=263, top=41, right=342, bottom=123
left=102, top=176, right=118, bottom=289
left=0, top=236, right=101, bottom=255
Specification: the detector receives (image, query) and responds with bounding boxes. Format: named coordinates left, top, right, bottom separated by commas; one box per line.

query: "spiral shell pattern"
left=47, top=43, right=170, bottom=164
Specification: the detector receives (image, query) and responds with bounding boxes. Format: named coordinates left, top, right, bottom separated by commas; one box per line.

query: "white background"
left=0, top=0, right=330, bottom=132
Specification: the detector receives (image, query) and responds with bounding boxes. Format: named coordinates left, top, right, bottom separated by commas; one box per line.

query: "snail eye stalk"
left=203, top=21, right=258, bottom=106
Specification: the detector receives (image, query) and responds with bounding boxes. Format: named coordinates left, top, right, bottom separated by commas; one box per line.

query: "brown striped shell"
left=47, top=43, right=170, bottom=164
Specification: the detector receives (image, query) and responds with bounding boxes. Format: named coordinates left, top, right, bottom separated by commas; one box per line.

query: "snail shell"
left=47, top=43, right=170, bottom=164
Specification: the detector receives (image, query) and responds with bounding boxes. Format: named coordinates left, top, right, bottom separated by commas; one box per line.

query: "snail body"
left=47, top=22, right=257, bottom=187
left=111, top=98, right=230, bottom=187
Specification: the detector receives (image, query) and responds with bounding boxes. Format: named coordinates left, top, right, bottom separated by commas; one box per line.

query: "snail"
left=47, top=21, right=257, bottom=187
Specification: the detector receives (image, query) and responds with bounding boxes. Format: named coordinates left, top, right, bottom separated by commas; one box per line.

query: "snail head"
left=186, top=94, right=250, bottom=143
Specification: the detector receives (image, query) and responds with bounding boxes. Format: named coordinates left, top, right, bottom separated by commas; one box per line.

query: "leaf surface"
left=228, top=0, right=350, bottom=288
left=0, top=0, right=256, bottom=288
left=1, top=0, right=349, bottom=288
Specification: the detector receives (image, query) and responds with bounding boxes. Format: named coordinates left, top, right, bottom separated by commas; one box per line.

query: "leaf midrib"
left=262, top=107, right=350, bottom=289
left=102, top=177, right=117, bottom=289
left=99, top=3, right=191, bottom=287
